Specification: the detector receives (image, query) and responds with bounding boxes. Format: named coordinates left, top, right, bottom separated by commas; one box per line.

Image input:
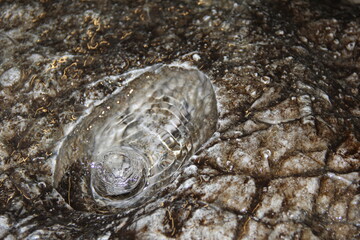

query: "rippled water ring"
left=91, top=146, right=148, bottom=197
left=53, top=64, right=218, bottom=212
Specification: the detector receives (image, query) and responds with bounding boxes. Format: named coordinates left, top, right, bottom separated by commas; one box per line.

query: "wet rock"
left=0, top=67, right=21, bottom=87
left=328, top=134, right=360, bottom=171
left=0, top=215, right=11, bottom=239
left=179, top=207, right=238, bottom=240
left=192, top=175, right=256, bottom=213
left=1, top=0, right=359, bottom=239
left=254, top=177, right=319, bottom=224
left=316, top=172, right=359, bottom=224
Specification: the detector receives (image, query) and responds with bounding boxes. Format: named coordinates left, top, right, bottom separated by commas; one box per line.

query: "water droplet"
left=275, top=30, right=284, bottom=36
left=260, top=76, right=271, bottom=84
left=346, top=42, right=356, bottom=51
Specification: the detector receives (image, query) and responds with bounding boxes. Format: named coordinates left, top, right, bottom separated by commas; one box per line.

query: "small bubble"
left=38, top=182, right=46, bottom=188
left=192, top=53, right=201, bottom=61
left=260, top=76, right=271, bottom=84
left=275, top=30, right=284, bottom=36
left=299, top=36, right=308, bottom=43
left=346, top=42, right=356, bottom=51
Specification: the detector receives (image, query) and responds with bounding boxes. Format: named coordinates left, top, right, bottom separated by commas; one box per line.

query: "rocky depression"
left=0, top=0, right=359, bottom=239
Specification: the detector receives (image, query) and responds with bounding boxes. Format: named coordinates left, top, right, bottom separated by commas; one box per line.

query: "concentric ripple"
left=53, top=64, right=218, bottom=212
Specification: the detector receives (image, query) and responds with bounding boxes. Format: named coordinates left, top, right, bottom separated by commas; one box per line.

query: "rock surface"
left=0, top=0, right=359, bottom=239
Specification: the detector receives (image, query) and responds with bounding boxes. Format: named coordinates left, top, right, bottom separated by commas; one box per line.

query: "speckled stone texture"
left=0, top=0, right=359, bottom=239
